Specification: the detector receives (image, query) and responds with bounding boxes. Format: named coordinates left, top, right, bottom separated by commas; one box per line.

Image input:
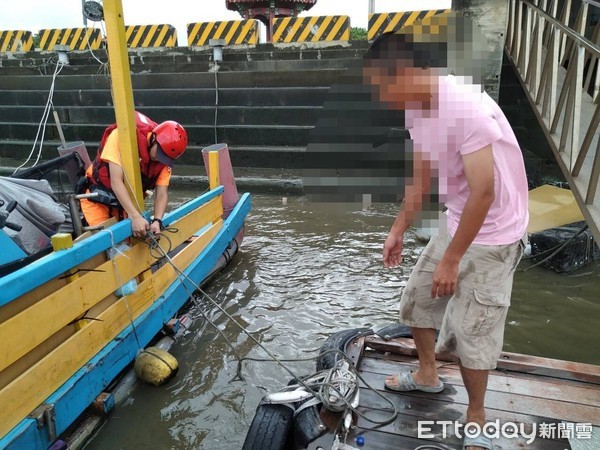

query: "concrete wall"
left=0, top=43, right=368, bottom=172
left=0, top=4, right=512, bottom=173
left=452, top=0, right=509, bottom=100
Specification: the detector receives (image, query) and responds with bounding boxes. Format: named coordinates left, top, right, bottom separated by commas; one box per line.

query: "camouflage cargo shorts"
left=399, top=232, right=525, bottom=370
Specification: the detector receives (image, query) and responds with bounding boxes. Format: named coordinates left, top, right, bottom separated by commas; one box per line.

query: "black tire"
left=242, top=404, right=294, bottom=450
left=316, top=328, right=373, bottom=371
left=375, top=322, right=413, bottom=341
left=294, top=403, right=326, bottom=447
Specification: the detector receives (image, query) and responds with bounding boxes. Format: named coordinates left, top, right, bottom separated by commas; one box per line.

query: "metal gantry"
left=506, top=0, right=600, bottom=241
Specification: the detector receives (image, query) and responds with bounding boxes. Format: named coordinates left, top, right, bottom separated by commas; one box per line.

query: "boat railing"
left=505, top=0, right=600, bottom=239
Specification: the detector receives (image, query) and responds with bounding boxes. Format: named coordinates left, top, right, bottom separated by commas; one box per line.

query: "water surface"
left=87, top=193, right=600, bottom=449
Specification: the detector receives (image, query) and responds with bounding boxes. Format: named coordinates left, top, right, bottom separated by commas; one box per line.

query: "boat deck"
left=333, top=336, right=600, bottom=450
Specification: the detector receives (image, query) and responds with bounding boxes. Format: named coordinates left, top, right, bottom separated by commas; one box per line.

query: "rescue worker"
left=80, top=111, right=188, bottom=238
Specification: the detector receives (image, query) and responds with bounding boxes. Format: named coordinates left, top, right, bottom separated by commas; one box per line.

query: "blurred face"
left=363, top=59, right=438, bottom=110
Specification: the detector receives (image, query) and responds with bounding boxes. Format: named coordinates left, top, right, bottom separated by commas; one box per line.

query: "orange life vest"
left=89, top=112, right=166, bottom=201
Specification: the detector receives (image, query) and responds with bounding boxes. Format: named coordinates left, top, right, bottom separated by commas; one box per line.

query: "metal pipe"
left=582, top=0, right=600, bottom=8
left=68, top=195, right=84, bottom=237
left=81, top=0, right=87, bottom=26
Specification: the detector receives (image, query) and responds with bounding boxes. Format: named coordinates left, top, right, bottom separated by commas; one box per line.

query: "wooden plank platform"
left=336, top=336, right=600, bottom=449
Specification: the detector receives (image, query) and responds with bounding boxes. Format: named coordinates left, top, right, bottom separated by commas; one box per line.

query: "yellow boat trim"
left=0, top=196, right=222, bottom=374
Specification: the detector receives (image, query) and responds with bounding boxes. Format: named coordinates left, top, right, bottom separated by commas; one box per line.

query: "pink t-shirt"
left=406, top=75, right=529, bottom=245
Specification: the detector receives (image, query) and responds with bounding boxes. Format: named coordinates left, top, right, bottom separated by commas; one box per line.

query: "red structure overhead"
left=226, top=0, right=318, bottom=42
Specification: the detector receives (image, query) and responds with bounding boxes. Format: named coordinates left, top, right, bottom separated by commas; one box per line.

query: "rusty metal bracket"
left=28, top=403, right=57, bottom=442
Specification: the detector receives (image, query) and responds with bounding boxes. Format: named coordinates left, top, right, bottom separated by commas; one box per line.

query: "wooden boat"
left=0, top=1, right=251, bottom=449
left=244, top=327, right=600, bottom=449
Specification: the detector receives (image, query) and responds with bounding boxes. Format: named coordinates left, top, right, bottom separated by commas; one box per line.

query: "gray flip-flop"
left=384, top=371, right=444, bottom=393
left=463, top=434, right=493, bottom=449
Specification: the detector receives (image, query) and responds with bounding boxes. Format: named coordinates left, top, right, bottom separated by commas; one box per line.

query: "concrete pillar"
left=452, top=0, right=509, bottom=101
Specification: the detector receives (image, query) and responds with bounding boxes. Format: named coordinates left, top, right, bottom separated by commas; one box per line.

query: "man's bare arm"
left=391, top=151, right=432, bottom=233
left=149, top=185, right=168, bottom=235
left=431, top=144, right=495, bottom=297
left=109, top=162, right=149, bottom=237
left=153, top=185, right=168, bottom=220
left=445, top=145, right=495, bottom=261
left=384, top=151, right=432, bottom=267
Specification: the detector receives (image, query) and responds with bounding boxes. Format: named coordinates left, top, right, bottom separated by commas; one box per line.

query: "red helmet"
left=153, top=121, right=188, bottom=160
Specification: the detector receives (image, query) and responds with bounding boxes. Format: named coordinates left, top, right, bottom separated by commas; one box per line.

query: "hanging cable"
left=12, top=60, right=65, bottom=175
left=85, top=24, right=107, bottom=66
left=146, top=230, right=246, bottom=364
left=104, top=228, right=143, bottom=351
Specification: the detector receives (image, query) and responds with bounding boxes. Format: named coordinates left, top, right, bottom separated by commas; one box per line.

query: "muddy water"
left=86, top=193, right=600, bottom=449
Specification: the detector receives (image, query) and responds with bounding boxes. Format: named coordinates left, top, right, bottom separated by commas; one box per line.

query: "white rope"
left=12, top=60, right=65, bottom=175
left=86, top=24, right=106, bottom=66
left=104, top=228, right=143, bottom=351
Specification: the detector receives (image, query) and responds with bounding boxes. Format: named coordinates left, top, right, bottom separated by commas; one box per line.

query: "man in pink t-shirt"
left=407, top=75, right=529, bottom=245
left=363, top=30, right=528, bottom=450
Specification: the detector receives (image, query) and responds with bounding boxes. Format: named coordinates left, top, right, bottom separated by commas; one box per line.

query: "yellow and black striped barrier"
left=187, top=20, right=258, bottom=46
left=368, top=10, right=451, bottom=41
left=0, top=30, right=33, bottom=52
left=272, top=15, right=350, bottom=43
left=38, top=27, right=102, bottom=51
left=125, top=24, right=177, bottom=48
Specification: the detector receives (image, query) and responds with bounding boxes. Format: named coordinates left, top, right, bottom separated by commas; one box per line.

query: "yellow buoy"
left=134, top=347, right=179, bottom=386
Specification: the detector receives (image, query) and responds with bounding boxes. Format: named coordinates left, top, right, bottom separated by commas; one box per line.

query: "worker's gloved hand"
left=131, top=215, right=150, bottom=238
